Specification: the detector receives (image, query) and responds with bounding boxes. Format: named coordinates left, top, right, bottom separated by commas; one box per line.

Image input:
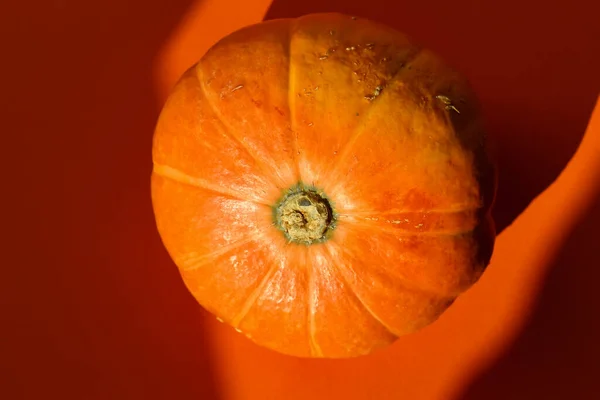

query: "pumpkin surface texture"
left=151, top=13, right=497, bottom=358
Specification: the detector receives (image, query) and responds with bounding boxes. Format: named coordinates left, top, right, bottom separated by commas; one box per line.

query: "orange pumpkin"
left=151, top=13, right=496, bottom=358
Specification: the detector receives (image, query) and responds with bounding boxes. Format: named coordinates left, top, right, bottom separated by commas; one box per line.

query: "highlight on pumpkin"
left=151, top=12, right=497, bottom=358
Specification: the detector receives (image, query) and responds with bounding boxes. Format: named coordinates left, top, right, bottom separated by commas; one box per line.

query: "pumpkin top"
left=151, top=13, right=496, bottom=358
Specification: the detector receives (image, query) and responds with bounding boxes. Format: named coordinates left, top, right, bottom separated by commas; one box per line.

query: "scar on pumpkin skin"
left=319, top=47, right=337, bottom=60
left=436, top=94, right=461, bottom=114
left=365, top=85, right=384, bottom=101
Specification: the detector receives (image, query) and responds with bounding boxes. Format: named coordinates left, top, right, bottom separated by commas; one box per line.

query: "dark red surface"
left=2, top=0, right=599, bottom=398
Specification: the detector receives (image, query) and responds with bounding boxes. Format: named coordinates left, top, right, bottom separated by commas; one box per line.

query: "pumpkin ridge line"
left=339, top=212, right=478, bottom=237
left=153, top=163, right=270, bottom=206
left=324, top=244, right=401, bottom=339
left=287, top=19, right=302, bottom=182
left=195, top=66, right=285, bottom=190
left=333, top=239, right=448, bottom=298
left=230, top=252, right=280, bottom=328
left=360, top=224, right=476, bottom=237
left=307, top=257, right=324, bottom=357
left=339, top=205, right=481, bottom=215
left=177, top=237, right=256, bottom=271
left=327, top=45, right=424, bottom=182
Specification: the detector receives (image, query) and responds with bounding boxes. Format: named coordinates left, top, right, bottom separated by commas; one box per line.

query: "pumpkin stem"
left=274, top=187, right=334, bottom=245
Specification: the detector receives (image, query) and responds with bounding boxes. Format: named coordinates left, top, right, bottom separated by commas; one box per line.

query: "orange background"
left=2, top=0, right=599, bottom=399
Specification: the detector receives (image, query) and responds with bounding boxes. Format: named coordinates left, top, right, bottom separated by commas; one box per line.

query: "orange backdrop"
left=2, top=0, right=599, bottom=399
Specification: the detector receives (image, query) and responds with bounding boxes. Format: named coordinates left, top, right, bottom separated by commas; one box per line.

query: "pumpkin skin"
left=151, top=13, right=496, bottom=358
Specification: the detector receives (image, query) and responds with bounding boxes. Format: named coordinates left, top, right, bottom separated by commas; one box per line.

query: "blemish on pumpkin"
left=435, top=95, right=461, bottom=114
left=274, top=106, right=285, bottom=117
left=231, top=84, right=243, bottom=92
left=403, top=189, right=436, bottom=210
left=320, top=47, right=337, bottom=60
left=365, top=85, right=384, bottom=101
left=329, top=30, right=335, bottom=36
left=251, top=99, right=262, bottom=108
left=303, top=88, right=314, bottom=97
left=436, top=95, right=452, bottom=104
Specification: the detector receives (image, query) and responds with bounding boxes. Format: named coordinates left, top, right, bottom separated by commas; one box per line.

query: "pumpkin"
left=151, top=12, right=496, bottom=358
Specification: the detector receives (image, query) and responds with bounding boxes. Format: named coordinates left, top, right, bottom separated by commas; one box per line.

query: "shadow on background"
left=265, top=0, right=600, bottom=234
left=457, top=177, right=600, bottom=398
left=1, top=1, right=220, bottom=399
